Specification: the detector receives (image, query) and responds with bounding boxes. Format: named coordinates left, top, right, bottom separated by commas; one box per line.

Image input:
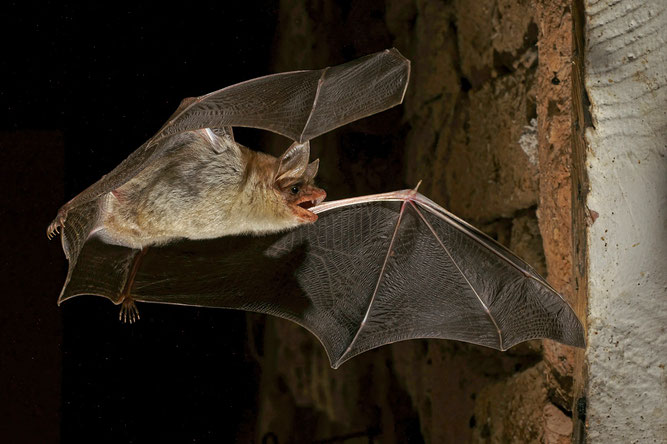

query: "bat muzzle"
left=292, top=188, right=326, bottom=222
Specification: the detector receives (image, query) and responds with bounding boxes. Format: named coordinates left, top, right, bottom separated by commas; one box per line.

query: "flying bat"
left=48, top=49, right=585, bottom=368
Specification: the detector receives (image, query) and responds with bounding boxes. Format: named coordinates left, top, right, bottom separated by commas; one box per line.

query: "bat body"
left=94, top=131, right=324, bottom=249
left=49, top=49, right=585, bottom=366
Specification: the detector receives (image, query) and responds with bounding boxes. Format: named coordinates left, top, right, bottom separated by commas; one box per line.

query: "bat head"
left=274, top=141, right=326, bottom=223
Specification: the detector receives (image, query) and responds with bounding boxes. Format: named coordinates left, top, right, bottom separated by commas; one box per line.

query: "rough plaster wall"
left=254, top=1, right=582, bottom=442
left=583, top=0, right=667, bottom=441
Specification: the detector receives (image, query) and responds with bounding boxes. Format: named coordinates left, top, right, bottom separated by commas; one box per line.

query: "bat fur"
left=91, top=129, right=325, bottom=250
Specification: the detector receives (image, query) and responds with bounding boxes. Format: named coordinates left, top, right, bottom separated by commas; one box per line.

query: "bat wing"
left=56, top=48, right=409, bottom=215
left=53, top=49, right=409, bottom=284
left=157, top=47, right=410, bottom=143
left=60, top=190, right=585, bottom=369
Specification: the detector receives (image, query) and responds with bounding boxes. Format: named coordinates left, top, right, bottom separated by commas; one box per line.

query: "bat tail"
left=57, top=238, right=141, bottom=306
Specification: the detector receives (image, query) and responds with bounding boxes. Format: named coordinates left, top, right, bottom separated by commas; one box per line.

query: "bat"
left=48, top=48, right=410, bottom=320
left=48, top=48, right=585, bottom=368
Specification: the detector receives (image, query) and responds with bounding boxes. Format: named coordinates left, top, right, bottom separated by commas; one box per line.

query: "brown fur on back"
left=98, top=132, right=311, bottom=249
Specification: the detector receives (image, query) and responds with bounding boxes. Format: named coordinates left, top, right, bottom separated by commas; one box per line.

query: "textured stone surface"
left=471, top=363, right=573, bottom=443
left=535, top=0, right=575, bottom=319
left=401, top=0, right=540, bottom=223
left=584, top=0, right=667, bottom=441
left=534, top=0, right=585, bottom=423
left=254, top=0, right=583, bottom=442
left=391, top=340, right=541, bottom=443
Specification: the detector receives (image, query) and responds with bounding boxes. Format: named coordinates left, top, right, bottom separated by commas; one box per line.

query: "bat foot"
left=47, top=211, right=67, bottom=239
left=119, top=300, right=140, bottom=324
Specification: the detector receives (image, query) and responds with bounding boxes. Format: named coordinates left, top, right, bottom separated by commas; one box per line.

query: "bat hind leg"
left=119, top=298, right=140, bottom=324
left=118, top=246, right=148, bottom=324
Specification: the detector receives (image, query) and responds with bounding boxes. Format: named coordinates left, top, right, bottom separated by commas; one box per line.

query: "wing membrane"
left=54, top=49, right=410, bottom=294
left=59, top=190, right=585, bottom=368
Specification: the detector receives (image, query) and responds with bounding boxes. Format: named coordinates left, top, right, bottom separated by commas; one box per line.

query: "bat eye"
left=290, top=185, right=300, bottom=195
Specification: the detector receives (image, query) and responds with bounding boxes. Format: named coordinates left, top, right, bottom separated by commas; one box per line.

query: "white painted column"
left=584, top=0, right=667, bottom=441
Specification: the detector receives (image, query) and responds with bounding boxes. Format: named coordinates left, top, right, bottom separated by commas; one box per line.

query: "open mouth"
left=292, top=191, right=326, bottom=221
left=298, top=199, right=317, bottom=210
left=295, top=191, right=326, bottom=210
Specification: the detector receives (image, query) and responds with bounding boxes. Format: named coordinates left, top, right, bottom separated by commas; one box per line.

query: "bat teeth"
left=297, top=198, right=318, bottom=210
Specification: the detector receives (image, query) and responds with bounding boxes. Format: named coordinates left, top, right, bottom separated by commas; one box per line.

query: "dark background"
left=2, top=3, right=284, bottom=442
left=0, top=2, right=570, bottom=443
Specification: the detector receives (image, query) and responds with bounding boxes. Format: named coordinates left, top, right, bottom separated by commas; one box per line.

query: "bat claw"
left=47, top=211, right=67, bottom=240
left=119, top=300, right=140, bottom=324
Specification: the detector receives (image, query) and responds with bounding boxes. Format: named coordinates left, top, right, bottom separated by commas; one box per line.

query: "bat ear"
left=275, top=141, right=310, bottom=183
left=304, top=158, right=319, bottom=181
left=200, top=127, right=238, bottom=155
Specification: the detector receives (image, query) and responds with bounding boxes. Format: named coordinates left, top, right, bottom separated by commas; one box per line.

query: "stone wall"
left=253, top=1, right=582, bottom=442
